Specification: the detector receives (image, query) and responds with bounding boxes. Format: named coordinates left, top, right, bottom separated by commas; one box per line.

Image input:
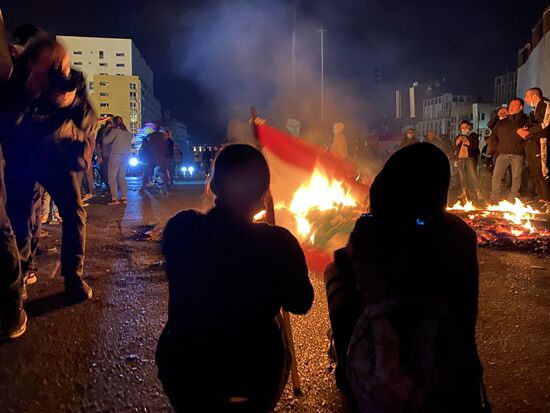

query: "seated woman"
left=326, top=143, right=487, bottom=412
left=156, top=144, right=314, bottom=413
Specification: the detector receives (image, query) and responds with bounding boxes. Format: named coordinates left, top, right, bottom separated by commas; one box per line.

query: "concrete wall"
left=517, top=33, right=550, bottom=97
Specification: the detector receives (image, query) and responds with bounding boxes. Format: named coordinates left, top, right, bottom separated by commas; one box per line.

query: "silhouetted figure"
left=326, top=143, right=488, bottom=412
left=141, top=126, right=171, bottom=193
left=156, top=144, right=314, bottom=412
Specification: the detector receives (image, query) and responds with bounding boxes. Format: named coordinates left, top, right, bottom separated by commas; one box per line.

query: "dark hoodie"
left=346, top=143, right=483, bottom=407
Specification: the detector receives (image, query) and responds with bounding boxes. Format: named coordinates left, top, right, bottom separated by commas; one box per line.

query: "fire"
left=277, top=168, right=359, bottom=244
left=448, top=198, right=543, bottom=234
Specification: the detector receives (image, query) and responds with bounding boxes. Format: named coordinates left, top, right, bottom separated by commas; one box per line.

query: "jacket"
left=488, top=113, right=527, bottom=156
left=455, top=132, right=479, bottom=159
left=526, top=97, right=550, bottom=141
left=102, top=127, right=133, bottom=157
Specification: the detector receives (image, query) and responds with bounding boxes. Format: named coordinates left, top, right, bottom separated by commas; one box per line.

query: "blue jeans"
left=491, top=154, right=524, bottom=201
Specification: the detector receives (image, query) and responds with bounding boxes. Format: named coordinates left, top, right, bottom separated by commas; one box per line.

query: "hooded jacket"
left=526, top=97, right=550, bottom=141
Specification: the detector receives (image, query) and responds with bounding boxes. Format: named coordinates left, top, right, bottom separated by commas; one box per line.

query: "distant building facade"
left=58, top=35, right=162, bottom=134
left=494, top=71, right=518, bottom=107
left=417, top=93, right=475, bottom=137
left=517, top=6, right=550, bottom=98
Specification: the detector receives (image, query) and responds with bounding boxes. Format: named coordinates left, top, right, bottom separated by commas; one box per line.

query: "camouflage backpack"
left=346, top=296, right=489, bottom=413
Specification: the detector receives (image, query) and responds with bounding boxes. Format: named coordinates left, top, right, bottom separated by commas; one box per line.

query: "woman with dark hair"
left=156, top=144, right=313, bottom=412
left=326, top=143, right=487, bottom=412
left=102, top=116, right=132, bottom=205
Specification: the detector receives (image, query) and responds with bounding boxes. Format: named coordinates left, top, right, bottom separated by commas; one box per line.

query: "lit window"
left=99, top=50, right=104, bottom=59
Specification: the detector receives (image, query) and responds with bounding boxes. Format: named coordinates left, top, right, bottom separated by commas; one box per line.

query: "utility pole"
left=291, top=6, right=297, bottom=116
left=317, top=26, right=327, bottom=132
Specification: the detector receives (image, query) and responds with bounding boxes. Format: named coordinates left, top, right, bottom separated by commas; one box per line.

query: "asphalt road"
left=0, top=178, right=549, bottom=412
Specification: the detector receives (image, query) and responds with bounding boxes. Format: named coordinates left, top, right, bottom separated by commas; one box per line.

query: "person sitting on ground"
left=156, top=144, right=314, bottom=412
left=326, top=143, right=487, bottom=412
left=102, top=116, right=133, bottom=205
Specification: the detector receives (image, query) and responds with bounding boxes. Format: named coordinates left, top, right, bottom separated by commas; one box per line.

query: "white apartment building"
left=57, top=36, right=161, bottom=133
left=417, top=93, right=475, bottom=137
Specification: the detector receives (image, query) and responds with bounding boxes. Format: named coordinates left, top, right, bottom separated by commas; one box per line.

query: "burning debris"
left=449, top=199, right=550, bottom=254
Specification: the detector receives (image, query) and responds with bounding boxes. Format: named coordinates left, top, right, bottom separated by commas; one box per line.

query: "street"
left=0, top=178, right=549, bottom=412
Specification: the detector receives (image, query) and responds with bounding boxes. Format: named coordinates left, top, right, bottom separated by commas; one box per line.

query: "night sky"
left=3, top=0, right=549, bottom=142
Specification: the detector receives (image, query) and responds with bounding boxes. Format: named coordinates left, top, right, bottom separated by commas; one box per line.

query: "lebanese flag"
left=256, top=124, right=369, bottom=273
left=257, top=124, right=369, bottom=206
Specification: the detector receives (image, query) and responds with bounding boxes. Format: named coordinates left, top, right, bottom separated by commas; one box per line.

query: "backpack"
left=346, top=295, right=489, bottom=413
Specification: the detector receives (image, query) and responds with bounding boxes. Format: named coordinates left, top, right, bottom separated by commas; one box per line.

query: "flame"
left=278, top=167, right=358, bottom=243
left=448, top=198, right=543, bottom=234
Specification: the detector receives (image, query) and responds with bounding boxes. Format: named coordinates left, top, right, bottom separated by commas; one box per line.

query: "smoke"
left=170, top=0, right=382, bottom=144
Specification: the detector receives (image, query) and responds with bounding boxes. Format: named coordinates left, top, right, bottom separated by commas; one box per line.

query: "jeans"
left=491, top=154, right=524, bottom=201
left=108, top=154, right=128, bottom=200
left=4, top=138, right=86, bottom=281
left=457, top=158, right=480, bottom=193
left=0, top=144, right=23, bottom=316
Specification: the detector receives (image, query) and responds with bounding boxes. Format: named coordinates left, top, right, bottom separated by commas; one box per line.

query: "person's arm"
left=275, top=227, right=314, bottom=315
left=527, top=101, right=550, bottom=135
left=102, top=128, right=117, bottom=146
left=0, top=9, right=13, bottom=81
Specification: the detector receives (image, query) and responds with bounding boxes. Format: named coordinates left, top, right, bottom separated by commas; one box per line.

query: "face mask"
left=406, top=133, right=414, bottom=138
left=460, top=129, right=469, bottom=135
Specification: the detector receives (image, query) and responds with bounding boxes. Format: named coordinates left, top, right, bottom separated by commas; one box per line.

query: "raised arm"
left=0, top=9, right=13, bottom=81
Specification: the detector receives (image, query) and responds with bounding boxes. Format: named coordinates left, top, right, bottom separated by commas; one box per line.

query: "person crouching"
left=156, top=144, right=314, bottom=412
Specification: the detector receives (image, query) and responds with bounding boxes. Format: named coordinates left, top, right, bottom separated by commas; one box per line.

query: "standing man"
left=2, top=36, right=96, bottom=302
left=517, top=87, right=550, bottom=201
left=489, top=98, right=527, bottom=201
left=0, top=8, right=26, bottom=339
left=455, top=120, right=483, bottom=200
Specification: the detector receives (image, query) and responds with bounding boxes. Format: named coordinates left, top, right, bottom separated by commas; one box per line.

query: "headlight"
left=188, top=166, right=195, bottom=174
left=129, top=157, right=139, bottom=167
left=181, top=166, right=188, bottom=173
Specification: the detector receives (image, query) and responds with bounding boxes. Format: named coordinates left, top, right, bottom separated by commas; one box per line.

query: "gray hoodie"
left=102, top=127, right=133, bottom=157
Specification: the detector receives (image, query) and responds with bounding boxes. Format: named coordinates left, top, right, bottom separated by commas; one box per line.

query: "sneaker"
left=64, top=279, right=93, bottom=302
left=82, top=193, right=93, bottom=202
left=106, top=199, right=120, bottom=205
left=0, top=308, right=27, bottom=340
left=23, top=272, right=37, bottom=285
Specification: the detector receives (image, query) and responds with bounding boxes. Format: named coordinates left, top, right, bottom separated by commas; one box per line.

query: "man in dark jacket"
left=455, top=120, right=483, bottom=199
left=1, top=36, right=96, bottom=302
left=141, top=126, right=171, bottom=193
left=517, top=87, right=550, bottom=201
left=489, top=98, right=527, bottom=201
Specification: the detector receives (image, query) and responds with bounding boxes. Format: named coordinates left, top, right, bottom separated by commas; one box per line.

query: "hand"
left=516, top=128, right=529, bottom=139
left=253, top=117, right=266, bottom=126
left=51, top=89, right=76, bottom=108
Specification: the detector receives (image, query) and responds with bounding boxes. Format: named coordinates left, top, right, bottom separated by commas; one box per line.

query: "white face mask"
left=460, top=128, right=469, bottom=135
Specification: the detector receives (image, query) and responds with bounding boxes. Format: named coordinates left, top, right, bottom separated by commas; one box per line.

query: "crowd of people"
left=3, top=9, right=547, bottom=413
left=397, top=92, right=550, bottom=205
